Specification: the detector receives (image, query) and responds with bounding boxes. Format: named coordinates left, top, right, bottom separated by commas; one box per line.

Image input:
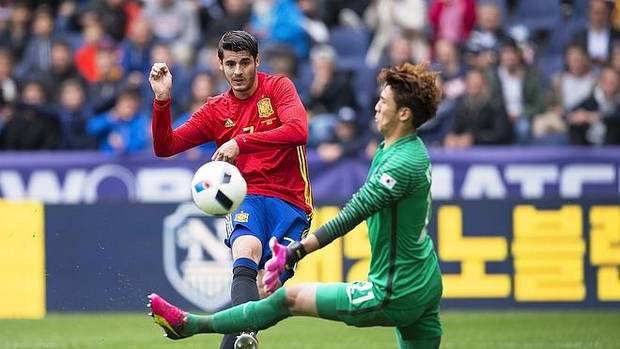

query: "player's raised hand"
left=263, top=237, right=288, bottom=294
left=149, top=62, right=172, bottom=101
left=212, top=139, right=240, bottom=163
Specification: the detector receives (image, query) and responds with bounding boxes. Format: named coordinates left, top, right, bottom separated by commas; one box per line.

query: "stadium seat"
left=328, top=27, right=370, bottom=71
left=570, top=0, right=590, bottom=25
left=352, top=66, right=378, bottom=120
left=510, top=0, right=562, bottom=31
left=543, top=18, right=587, bottom=56
left=536, top=53, right=564, bottom=88
left=297, top=60, right=313, bottom=95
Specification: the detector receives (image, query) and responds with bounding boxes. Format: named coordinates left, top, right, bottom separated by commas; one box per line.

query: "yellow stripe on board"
left=0, top=200, right=46, bottom=319
left=296, top=146, right=313, bottom=208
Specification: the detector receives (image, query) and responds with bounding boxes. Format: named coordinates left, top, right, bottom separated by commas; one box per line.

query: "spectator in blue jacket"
left=87, top=89, right=149, bottom=154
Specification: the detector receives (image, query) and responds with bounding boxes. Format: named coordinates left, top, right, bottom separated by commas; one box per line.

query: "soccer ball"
left=191, top=161, right=247, bottom=216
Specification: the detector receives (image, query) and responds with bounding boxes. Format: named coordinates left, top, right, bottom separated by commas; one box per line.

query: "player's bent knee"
left=231, top=235, right=262, bottom=262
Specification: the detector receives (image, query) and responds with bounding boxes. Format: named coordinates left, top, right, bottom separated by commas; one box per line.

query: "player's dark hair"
left=377, top=63, right=442, bottom=128
left=218, top=31, right=259, bottom=61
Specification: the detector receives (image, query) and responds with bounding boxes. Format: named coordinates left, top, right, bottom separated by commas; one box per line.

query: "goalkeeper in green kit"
left=148, top=62, right=443, bottom=349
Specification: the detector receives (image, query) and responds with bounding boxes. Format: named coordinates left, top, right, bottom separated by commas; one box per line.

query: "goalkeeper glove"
left=262, top=237, right=307, bottom=293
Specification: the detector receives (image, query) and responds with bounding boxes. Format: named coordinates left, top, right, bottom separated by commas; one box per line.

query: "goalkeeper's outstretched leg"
left=149, top=278, right=441, bottom=348
left=148, top=284, right=319, bottom=339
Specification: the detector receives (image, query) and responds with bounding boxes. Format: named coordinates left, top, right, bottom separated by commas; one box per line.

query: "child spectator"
left=87, top=89, right=149, bottom=154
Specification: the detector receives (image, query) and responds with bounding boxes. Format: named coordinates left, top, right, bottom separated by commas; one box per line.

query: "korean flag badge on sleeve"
left=379, top=173, right=397, bottom=190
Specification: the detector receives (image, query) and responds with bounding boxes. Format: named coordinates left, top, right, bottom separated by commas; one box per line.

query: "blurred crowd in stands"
left=0, top=0, right=619, bottom=161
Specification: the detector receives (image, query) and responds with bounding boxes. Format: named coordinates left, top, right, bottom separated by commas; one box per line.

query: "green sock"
left=185, top=287, right=290, bottom=335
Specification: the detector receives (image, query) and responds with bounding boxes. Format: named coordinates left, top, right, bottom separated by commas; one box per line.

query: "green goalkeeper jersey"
left=322, top=132, right=438, bottom=302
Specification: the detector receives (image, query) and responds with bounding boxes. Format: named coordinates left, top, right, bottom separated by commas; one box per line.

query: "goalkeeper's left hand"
left=262, top=237, right=306, bottom=294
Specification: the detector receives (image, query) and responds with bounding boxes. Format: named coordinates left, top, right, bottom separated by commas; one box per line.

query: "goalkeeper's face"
left=374, top=85, right=404, bottom=137
left=220, top=50, right=259, bottom=97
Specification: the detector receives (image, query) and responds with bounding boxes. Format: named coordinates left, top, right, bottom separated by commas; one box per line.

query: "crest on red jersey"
left=257, top=98, right=274, bottom=118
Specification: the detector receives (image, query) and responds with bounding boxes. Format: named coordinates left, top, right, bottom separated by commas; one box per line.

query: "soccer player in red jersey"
left=148, top=31, right=312, bottom=349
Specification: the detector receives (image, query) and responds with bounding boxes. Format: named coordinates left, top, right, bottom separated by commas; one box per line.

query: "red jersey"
left=152, top=72, right=313, bottom=214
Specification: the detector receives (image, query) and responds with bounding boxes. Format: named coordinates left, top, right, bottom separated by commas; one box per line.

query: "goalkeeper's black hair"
left=377, top=63, right=442, bottom=129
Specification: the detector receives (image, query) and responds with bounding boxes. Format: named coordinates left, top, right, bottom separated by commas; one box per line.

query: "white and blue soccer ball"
left=191, top=161, right=247, bottom=216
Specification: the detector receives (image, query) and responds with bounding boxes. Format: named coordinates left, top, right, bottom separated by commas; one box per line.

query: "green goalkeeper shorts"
left=315, top=268, right=442, bottom=340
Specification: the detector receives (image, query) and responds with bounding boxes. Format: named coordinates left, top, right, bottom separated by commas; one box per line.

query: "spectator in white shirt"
left=574, top=0, right=620, bottom=65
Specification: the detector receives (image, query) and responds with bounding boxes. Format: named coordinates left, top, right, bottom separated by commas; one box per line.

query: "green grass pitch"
left=1, top=311, right=619, bottom=349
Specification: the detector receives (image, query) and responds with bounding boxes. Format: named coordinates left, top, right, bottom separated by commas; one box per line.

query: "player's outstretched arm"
left=263, top=161, right=414, bottom=293
left=150, top=63, right=210, bottom=157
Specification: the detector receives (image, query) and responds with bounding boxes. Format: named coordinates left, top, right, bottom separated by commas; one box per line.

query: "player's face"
left=220, top=50, right=259, bottom=97
left=374, top=85, right=402, bottom=137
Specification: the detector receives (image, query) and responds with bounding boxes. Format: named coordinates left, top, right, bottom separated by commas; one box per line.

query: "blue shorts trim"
left=224, top=195, right=311, bottom=282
